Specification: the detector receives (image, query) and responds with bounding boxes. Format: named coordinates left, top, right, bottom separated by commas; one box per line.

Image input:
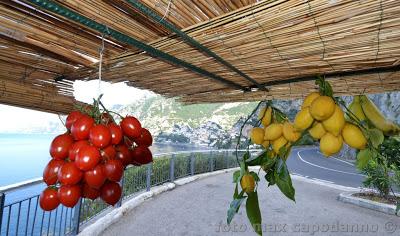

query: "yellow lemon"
left=258, top=106, right=272, bottom=127
left=347, top=96, right=366, bottom=123
left=250, top=127, right=264, bottom=145
left=272, top=136, right=288, bottom=154
left=240, top=174, right=255, bottom=193
left=322, top=105, right=345, bottom=136
left=264, top=123, right=283, bottom=140
left=342, top=123, right=367, bottom=150
left=294, top=107, right=314, bottom=131
left=302, top=92, right=320, bottom=108
left=309, top=122, right=326, bottom=139
left=261, top=140, right=270, bottom=149
left=283, top=122, right=301, bottom=142
left=310, top=96, right=336, bottom=121
left=320, top=133, right=343, bottom=157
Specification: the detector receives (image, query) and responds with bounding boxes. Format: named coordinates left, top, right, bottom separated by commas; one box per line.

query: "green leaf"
left=265, top=171, right=275, bottom=186
left=356, top=149, right=373, bottom=170
left=367, top=128, right=384, bottom=148
left=278, top=146, right=288, bottom=158
left=260, top=151, right=276, bottom=171
left=246, top=191, right=263, bottom=235
left=246, top=151, right=265, bottom=166
left=233, top=183, right=239, bottom=199
left=227, top=190, right=246, bottom=224
left=278, top=145, right=291, bottom=160
left=233, top=170, right=241, bottom=183
left=240, top=161, right=246, bottom=176
left=249, top=171, right=260, bottom=182
left=243, top=152, right=250, bottom=161
left=315, top=76, right=333, bottom=97
left=273, top=109, right=287, bottom=123
left=274, top=160, right=296, bottom=202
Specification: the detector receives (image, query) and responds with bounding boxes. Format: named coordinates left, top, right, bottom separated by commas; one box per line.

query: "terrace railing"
left=0, top=149, right=258, bottom=236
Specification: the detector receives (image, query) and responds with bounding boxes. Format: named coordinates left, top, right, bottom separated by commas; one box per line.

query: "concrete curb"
left=338, top=192, right=399, bottom=216
left=78, top=168, right=239, bottom=236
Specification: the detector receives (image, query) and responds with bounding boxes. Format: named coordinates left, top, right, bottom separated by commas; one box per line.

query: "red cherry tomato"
left=58, top=185, right=81, bottom=208
left=58, top=162, right=83, bottom=185
left=84, top=164, right=106, bottom=189
left=131, top=146, right=153, bottom=165
left=120, top=116, right=142, bottom=139
left=135, top=128, right=153, bottom=147
left=68, top=140, right=89, bottom=161
left=40, top=188, right=60, bottom=211
left=71, top=115, right=94, bottom=140
left=50, top=134, right=74, bottom=160
left=89, top=124, right=112, bottom=148
left=101, top=182, right=122, bottom=206
left=115, top=144, right=132, bottom=166
left=108, top=124, right=123, bottom=145
left=100, top=146, right=116, bottom=161
left=82, top=183, right=100, bottom=200
left=66, top=111, right=84, bottom=130
left=75, top=145, right=100, bottom=171
left=103, top=160, right=124, bottom=182
left=101, top=113, right=114, bottom=125
left=43, top=159, right=64, bottom=185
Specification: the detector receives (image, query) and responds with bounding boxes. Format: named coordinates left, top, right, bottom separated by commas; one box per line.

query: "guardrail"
left=0, top=149, right=258, bottom=236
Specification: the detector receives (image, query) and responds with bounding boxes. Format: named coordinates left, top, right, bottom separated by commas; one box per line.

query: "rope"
left=375, top=0, right=384, bottom=89
left=306, top=0, right=335, bottom=73
left=98, top=33, right=106, bottom=97
left=159, top=0, right=173, bottom=22
left=250, top=5, right=300, bottom=78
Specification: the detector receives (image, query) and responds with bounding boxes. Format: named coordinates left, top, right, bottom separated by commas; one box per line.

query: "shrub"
left=362, top=160, right=390, bottom=198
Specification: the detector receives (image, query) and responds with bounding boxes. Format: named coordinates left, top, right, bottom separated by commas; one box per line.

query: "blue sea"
left=0, top=134, right=206, bottom=187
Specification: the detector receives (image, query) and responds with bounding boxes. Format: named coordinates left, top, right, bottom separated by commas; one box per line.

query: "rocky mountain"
left=115, top=92, right=399, bottom=149
left=115, top=95, right=257, bottom=147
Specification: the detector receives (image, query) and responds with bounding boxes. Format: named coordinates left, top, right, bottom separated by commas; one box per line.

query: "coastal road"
left=287, top=147, right=365, bottom=188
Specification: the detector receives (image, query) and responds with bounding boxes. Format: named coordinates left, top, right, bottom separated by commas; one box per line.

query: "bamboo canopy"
left=1, top=0, right=400, bottom=113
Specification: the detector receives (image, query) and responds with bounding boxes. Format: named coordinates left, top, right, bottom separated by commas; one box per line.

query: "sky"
left=0, top=81, right=151, bottom=133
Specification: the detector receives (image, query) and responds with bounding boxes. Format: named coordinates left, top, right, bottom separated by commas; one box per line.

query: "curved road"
left=287, top=147, right=365, bottom=188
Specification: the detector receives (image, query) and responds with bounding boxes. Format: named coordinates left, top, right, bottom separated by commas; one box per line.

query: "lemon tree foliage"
left=227, top=77, right=400, bottom=235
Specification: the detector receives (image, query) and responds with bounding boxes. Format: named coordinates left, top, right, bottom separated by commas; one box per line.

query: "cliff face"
left=117, top=92, right=400, bottom=149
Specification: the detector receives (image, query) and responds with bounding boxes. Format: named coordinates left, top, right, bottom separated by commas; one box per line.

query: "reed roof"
left=1, top=0, right=400, bottom=113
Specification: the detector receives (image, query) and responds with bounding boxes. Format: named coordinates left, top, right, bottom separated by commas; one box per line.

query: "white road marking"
left=314, top=149, right=355, bottom=166
left=332, top=157, right=355, bottom=166
left=292, top=172, right=303, bottom=177
left=297, top=150, right=365, bottom=177
left=291, top=175, right=360, bottom=192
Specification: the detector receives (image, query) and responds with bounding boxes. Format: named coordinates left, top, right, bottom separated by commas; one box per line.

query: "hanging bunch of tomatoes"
left=39, top=98, right=153, bottom=211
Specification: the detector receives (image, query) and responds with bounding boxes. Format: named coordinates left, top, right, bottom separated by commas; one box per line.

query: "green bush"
left=380, top=137, right=400, bottom=167
left=362, top=160, right=390, bottom=198
left=361, top=136, right=400, bottom=199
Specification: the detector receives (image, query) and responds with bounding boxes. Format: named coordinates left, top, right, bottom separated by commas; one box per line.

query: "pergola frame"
left=0, top=0, right=399, bottom=113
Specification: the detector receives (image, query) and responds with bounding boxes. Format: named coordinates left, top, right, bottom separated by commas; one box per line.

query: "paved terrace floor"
left=101, top=172, right=399, bottom=236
